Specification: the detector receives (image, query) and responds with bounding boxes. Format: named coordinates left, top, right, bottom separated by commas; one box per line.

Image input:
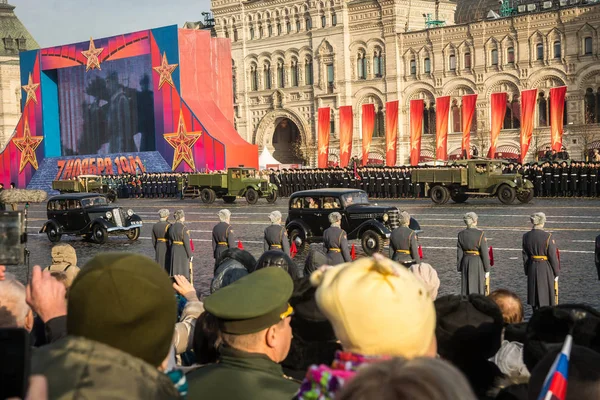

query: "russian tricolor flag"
left=537, top=334, right=572, bottom=400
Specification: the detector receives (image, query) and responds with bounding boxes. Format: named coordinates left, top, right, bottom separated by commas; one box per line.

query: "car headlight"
left=127, top=209, right=134, bottom=217
left=382, top=213, right=389, bottom=222
left=105, top=211, right=113, bottom=219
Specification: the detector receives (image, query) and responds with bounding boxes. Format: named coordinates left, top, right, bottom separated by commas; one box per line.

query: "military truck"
left=411, top=159, right=534, bottom=205
left=182, top=167, right=278, bottom=204
left=52, top=175, right=117, bottom=203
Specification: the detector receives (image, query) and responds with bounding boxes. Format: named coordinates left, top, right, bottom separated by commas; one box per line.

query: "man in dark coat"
left=323, top=212, right=351, bottom=265
left=457, top=212, right=490, bottom=295
left=522, top=212, right=559, bottom=308
left=263, top=210, right=290, bottom=256
left=389, top=210, right=419, bottom=265
left=168, top=210, right=193, bottom=279
left=152, top=209, right=171, bottom=273
left=212, top=209, right=236, bottom=262
left=595, top=233, right=600, bottom=280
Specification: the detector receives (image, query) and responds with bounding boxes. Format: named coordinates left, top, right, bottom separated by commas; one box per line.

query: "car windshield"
left=81, top=197, right=108, bottom=208
left=341, top=192, right=369, bottom=207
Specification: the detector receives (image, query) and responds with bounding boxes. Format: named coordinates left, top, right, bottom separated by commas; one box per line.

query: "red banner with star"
left=550, top=86, right=567, bottom=152
left=461, top=94, right=477, bottom=159
left=317, top=107, right=331, bottom=168
left=339, top=105, right=353, bottom=168
left=435, top=96, right=450, bottom=161
left=385, top=100, right=399, bottom=166
left=488, top=92, right=507, bottom=159
left=410, top=99, right=424, bottom=166
left=519, top=89, right=538, bottom=163
left=361, top=104, right=375, bottom=166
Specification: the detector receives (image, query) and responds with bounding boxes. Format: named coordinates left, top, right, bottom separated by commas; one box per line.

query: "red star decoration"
left=163, top=111, right=202, bottom=171
left=81, top=37, right=104, bottom=72
left=12, top=118, right=43, bottom=172
left=22, top=73, right=40, bottom=106
left=153, top=52, right=178, bottom=90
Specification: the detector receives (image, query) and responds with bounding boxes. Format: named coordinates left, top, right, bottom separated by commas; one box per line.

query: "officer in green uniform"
left=187, top=268, right=299, bottom=399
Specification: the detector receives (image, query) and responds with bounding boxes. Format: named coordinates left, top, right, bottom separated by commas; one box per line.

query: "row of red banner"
left=318, top=86, right=567, bottom=167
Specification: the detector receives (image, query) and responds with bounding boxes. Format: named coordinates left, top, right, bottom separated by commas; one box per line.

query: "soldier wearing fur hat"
left=457, top=212, right=491, bottom=295
left=389, top=211, right=419, bottom=266
left=522, top=212, right=559, bottom=308
left=323, top=212, right=352, bottom=265
left=212, top=209, right=236, bottom=261
left=168, top=210, right=193, bottom=279
left=264, top=211, right=290, bottom=256
left=152, top=209, right=171, bottom=273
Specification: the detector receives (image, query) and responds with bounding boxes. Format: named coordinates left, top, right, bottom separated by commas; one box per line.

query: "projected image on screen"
left=57, top=54, right=156, bottom=156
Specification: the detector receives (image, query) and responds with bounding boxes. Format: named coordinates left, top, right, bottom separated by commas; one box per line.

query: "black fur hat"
left=214, top=248, right=256, bottom=273
left=253, top=250, right=301, bottom=280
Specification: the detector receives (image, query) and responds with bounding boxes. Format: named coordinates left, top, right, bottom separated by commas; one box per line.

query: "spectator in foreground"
left=253, top=249, right=302, bottom=280
left=336, top=357, right=477, bottom=400
left=187, top=267, right=298, bottom=399
left=410, top=262, right=440, bottom=300
left=44, top=243, right=80, bottom=287
left=297, top=254, right=436, bottom=399
left=172, top=274, right=204, bottom=355
left=0, top=272, right=34, bottom=331
left=31, top=253, right=180, bottom=399
left=211, top=248, right=255, bottom=293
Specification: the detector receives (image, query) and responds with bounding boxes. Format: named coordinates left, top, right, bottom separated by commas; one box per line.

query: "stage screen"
left=57, top=54, right=156, bottom=156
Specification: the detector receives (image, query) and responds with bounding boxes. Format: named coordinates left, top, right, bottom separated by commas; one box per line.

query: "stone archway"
left=255, top=108, right=310, bottom=164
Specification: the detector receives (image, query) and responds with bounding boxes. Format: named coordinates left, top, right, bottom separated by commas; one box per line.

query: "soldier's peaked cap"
left=204, top=267, right=294, bottom=334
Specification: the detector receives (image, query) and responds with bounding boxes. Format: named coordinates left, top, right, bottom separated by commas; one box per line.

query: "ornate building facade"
left=210, top=0, right=600, bottom=165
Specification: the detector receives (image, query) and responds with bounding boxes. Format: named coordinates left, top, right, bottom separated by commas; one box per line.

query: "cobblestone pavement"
left=7, top=195, right=600, bottom=314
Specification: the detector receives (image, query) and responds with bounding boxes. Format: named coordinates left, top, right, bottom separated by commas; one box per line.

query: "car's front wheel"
left=245, top=188, right=259, bottom=205
left=361, top=229, right=384, bottom=256
left=497, top=184, right=516, bottom=205
left=46, top=225, right=62, bottom=243
left=92, top=224, right=108, bottom=244
left=126, top=227, right=140, bottom=241
left=516, top=190, right=534, bottom=204
left=266, top=191, right=278, bottom=204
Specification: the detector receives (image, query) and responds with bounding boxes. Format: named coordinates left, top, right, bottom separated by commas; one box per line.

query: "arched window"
left=259, top=25, right=263, bottom=38
left=538, top=92, right=548, bottom=127
left=327, top=64, right=334, bottom=92
left=233, top=29, right=238, bottom=41
left=449, top=54, right=456, bottom=71
left=507, top=47, right=515, bottom=64
left=491, top=49, right=498, bottom=66
left=374, top=51, right=383, bottom=77
left=250, top=65, right=258, bottom=91
left=268, top=24, right=273, bottom=36
left=585, top=37, right=593, bottom=55
left=263, top=64, right=271, bottom=90
left=306, top=17, right=312, bottom=30
left=464, top=52, right=471, bottom=69
left=286, top=21, right=291, bottom=33
left=423, top=57, right=431, bottom=73
left=330, top=110, right=336, bottom=135
left=423, top=103, right=436, bottom=135
left=373, top=108, right=385, bottom=137
left=451, top=99, right=461, bottom=133
left=536, top=43, right=543, bottom=60
left=277, top=62, right=285, bottom=88
left=503, top=97, right=521, bottom=129
left=554, top=41, right=561, bottom=59
left=296, top=19, right=301, bottom=32
left=585, top=88, right=596, bottom=123
left=321, top=15, right=326, bottom=27
left=249, top=26, right=255, bottom=39
left=358, top=53, right=367, bottom=79
left=305, top=58, right=314, bottom=85
left=332, top=12, right=337, bottom=26
left=291, top=60, right=299, bottom=86
left=409, top=58, right=416, bottom=75
left=225, top=29, right=229, bottom=39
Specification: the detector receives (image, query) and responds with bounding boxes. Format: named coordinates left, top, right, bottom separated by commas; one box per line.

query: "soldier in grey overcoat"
left=263, top=210, right=290, bottom=256
left=323, top=212, right=352, bottom=265
left=457, top=212, right=490, bottom=295
left=522, top=212, right=559, bottom=308
left=168, top=210, right=193, bottom=279
left=389, top=210, right=419, bottom=265
left=152, top=209, right=171, bottom=273
left=212, top=209, right=236, bottom=262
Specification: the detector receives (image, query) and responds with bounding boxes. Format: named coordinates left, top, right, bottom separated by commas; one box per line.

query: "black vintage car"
left=40, top=193, right=142, bottom=244
left=286, top=189, right=415, bottom=256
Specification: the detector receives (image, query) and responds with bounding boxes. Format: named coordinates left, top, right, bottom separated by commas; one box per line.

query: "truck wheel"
left=245, top=188, right=259, bottom=204
left=92, top=224, right=108, bottom=244
left=430, top=185, right=450, bottom=205
left=497, top=184, right=516, bottom=204
left=289, top=228, right=308, bottom=255
left=201, top=188, right=216, bottom=204
left=223, top=196, right=236, bottom=204
left=450, top=189, right=469, bottom=204
left=266, top=191, right=278, bottom=204
left=126, top=228, right=140, bottom=241
left=361, top=229, right=384, bottom=256
left=46, top=225, right=62, bottom=243
left=517, top=190, right=534, bottom=204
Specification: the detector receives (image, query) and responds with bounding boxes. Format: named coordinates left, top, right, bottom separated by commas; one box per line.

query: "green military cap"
left=205, top=267, right=294, bottom=334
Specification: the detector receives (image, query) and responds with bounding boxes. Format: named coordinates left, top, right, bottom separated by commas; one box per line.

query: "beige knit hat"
left=311, top=256, right=436, bottom=358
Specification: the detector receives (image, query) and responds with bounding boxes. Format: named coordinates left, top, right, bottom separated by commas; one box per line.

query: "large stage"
left=0, top=25, right=257, bottom=189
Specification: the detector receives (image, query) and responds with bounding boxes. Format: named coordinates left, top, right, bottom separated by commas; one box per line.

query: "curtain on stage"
left=410, top=99, right=424, bottom=166
left=519, top=89, right=538, bottom=163
left=550, top=86, right=567, bottom=152
left=436, top=96, right=450, bottom=161
left=488, top=92, right=507, bottom=159
left=385, top=100, right=399, bottom=166
left=339, top=105, right=353, bottom=168
left=317, top=107, right=331, bottom=168
left=461, top=94, right=477, bottom=159
left=361, top=104, right=375, bottom=166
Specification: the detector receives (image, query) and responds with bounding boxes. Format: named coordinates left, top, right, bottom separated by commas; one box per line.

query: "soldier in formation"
left=212, top=209, right=236, bottom=262
left=323, top=212, right=352, bottom=265
left=168, top=210, right=193, bottom=280
left=152, top=209, right=171, bottom=273
left=457, top=212, right=491, bottom=296
left=263, top=211, right=290, bottom=256
left=389, top=211, right=419, bottom=266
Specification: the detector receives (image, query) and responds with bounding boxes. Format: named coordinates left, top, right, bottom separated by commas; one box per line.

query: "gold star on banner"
left=436, top=135, right=444, bottom=149
left=387, top=139, right=396, bottom=152
left=341, top=142, right=349, bottom=155
left=364, top=142, right=371, bottom=154
left=411, top=138, right=420, bottom=151
left=319, top=144, right=328, bottom=155
left=81, top=37, right=104, bottom=72
left=22, top=73, right=40, bottom=106
left=153, top=52, right=178, bottom=90
left=12, top=119, right=43, bottom=172
left=163, top=111, right=202, bottom=170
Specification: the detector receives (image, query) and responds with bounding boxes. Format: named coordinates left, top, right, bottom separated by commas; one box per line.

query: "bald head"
left=488, top=289, right=524, bottom=324
left=0, top=274, right=33, bottom=331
